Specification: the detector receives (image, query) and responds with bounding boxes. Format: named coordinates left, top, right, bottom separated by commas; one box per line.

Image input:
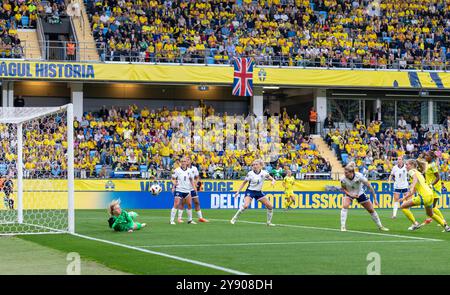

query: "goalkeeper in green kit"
left=108, top=200, right=146, bottom=232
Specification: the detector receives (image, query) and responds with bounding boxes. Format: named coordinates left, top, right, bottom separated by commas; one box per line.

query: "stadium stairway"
left=310, top=135, right=345, bottom=180
left=17, top=29, right=42, bottom=60
left=71, top=2, right=100, bottom=62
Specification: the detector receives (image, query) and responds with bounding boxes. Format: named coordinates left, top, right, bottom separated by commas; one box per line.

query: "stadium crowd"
left=86, top=0, right=450, bottom=69
left=0, top=0, right=25, bottom=58
left=3, top=104, right=450, bottom=181
left=72, top=105, right=331, bottom=179
left=324, top=116, right=450, bottom=180
left=0, top=112, right=68, bottom=179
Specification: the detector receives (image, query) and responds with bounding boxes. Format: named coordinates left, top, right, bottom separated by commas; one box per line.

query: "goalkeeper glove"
left=108, top=217, right=115, bottom=228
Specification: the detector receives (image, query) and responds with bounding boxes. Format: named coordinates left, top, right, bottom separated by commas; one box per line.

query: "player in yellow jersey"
left=399, top=159, right=450, bottom=232
left=282, top=166, right=296, bottom=210
left=422, top=151, right=447, bottom=228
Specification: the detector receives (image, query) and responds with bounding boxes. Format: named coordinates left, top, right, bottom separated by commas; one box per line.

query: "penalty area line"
left=210, top=219, right=444, bottom=242
left=136, top=239, right=434, bottom=248
left=71, top=233, right=250, bottom=275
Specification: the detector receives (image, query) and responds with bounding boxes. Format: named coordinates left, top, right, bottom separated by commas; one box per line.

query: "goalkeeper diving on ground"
left=108, top=200, right=146, bottom=232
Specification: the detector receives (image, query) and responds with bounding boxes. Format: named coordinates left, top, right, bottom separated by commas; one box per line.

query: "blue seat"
left=95, top=165, right=103, bottom=175
left=21, top=16, right=29, bottom=27
left=89, top=150, right=96, bottom=158
left=382, top=37, right=392, bottom=43
left=0, top=164, right=7, bottom=175
left=139, top=165, right=148, bottom=172
left=341, top=153, right=349, bottom=165
left=287, top=30, right=296, bottom=38
left=179, top=47, right=187, bottom=55
left=207, top=57, right=215, bottom=64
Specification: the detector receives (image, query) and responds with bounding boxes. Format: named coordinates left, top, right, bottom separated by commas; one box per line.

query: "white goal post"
left=0, top=104, right=74, bottom=235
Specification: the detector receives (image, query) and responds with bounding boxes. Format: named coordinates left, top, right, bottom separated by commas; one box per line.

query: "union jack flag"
left=232, top=57, right=254, bottom=96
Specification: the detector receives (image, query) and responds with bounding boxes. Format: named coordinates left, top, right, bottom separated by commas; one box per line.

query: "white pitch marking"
left=210, top=219, right=444, bottom=242
left=72, top=233, right=250, bottom=275
left=136, top=239, right=434, bottom=248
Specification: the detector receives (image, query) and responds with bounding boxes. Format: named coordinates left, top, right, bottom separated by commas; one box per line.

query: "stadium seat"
left=21, top=16, right=29, bottom=27
left=95, top=165, right=103, bottom=175
left=207, top=57, right=215, bottom=64
left=341, top=153, right=349, bottom=165
left=139, top=165, right=148, bottom=172
left=0, top=164, right=7, bottom=175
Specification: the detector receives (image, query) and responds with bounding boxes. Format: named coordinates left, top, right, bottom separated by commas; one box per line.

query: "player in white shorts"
left=231, top=159, right=276, bottom=226
left=170, top=157, right=197, bottom=225
left=340, top=162, right=389, bottom=232
left=177, top=158, right=209, bottom=223
left=388, top=156, right=409, bottom=219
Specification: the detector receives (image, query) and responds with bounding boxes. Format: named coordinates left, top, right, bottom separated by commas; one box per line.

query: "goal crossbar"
left=0, top=105, right=70, bottom=124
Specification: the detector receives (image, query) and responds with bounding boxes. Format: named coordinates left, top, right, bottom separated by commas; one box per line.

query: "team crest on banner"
left=232, top=57, right=254, bottom=96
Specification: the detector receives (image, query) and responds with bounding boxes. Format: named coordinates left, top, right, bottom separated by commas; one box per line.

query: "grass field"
left=2, top=209, right=450, bottom=274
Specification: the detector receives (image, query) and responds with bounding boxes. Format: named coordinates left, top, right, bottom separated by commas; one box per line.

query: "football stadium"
left=1, top=0, right=450, bottom=279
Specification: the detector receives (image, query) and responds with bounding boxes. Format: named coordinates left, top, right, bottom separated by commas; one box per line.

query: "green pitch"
left=7, top=209, right=450, bottom=274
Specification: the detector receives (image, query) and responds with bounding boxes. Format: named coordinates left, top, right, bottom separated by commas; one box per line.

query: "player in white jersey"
left=340, top=162, right=389, bottom=232
left=388, top=156, right=409, bottom=219
left=177, top=158, right=209, bottom=223
left=170, top=157, right=197, bottom=225
left=231, top=159, right=276, bottom=226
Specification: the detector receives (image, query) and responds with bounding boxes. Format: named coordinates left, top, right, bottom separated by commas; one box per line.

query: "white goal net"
left=0, top=104, right=74, bottom=235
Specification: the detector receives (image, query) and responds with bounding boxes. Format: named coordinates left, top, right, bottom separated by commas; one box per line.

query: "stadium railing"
left=12, top=43, right=450, bottom=71
left=5, top=167, right=448, bottom=181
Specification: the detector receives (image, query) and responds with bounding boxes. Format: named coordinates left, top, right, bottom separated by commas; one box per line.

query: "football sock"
left=170, top=208, right=177, bottom=222
left=402, top=208, right=416, bottom=224
left=178, top=209, right=183, bottom=219
left=340, top=208, right=348, bottom=228
left=433, top=207, right=445, bottom=222
left=233, top=207, right=246, bottom=220
left=431, top=213, right=446, bottom=227
left=267, top=209, right=273, bottom=224
left=393, top=202, right=399, bottom=217
left=197, top=210, right=203, bottom=219
left=285, top=200, right=292, bottom=208
left=187, top=209, right=193, bottom=222
left=370, top=212, right=383, bottom=228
